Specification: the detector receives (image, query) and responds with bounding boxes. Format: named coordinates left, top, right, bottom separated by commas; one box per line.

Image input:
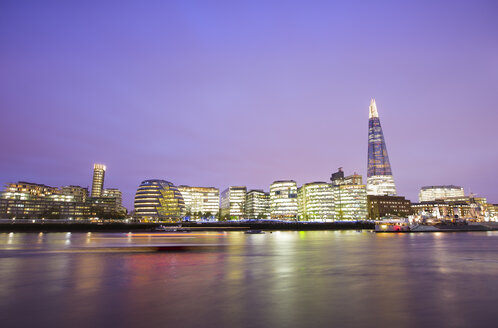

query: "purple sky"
left=1, top=0, right=497, bottom=209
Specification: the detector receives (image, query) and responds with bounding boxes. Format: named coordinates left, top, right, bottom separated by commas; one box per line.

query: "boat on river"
left=375, top=218, right=494, bottom=233
left=244, top=230, right=265, bottom=234
left=153, top=225, right=191, bottom=232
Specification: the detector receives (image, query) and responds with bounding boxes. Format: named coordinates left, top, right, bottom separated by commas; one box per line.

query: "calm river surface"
left=1, top=231, right=498, bottom=328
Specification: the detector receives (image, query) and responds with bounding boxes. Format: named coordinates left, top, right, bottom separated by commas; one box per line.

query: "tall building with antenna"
left=367, top=99, right=397, bottom=196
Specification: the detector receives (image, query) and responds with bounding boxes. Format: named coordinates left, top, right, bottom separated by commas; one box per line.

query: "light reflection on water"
left=1, top=231, right=498, bottom=328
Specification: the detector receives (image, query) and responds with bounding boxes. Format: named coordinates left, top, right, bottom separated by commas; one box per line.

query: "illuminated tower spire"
left=367, top=99, right=397, bottom=196
left=369, top=98, right=379, bottom=119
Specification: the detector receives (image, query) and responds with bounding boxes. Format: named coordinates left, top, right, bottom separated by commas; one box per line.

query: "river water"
left=1, top=231, right=498, bottom=328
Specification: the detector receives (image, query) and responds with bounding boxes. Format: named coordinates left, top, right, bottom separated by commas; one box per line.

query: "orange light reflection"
left=127, top=233, right=225, bottom=237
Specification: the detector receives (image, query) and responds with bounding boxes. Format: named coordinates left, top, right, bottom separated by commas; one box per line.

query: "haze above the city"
left=1, top=0, right=497, bottom=209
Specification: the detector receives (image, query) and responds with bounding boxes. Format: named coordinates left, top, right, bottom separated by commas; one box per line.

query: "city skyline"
left=1, top=1, right=498, bottom=209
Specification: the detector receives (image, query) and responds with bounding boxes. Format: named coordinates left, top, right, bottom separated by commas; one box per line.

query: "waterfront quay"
left=0, top=220, right=373, bottom=232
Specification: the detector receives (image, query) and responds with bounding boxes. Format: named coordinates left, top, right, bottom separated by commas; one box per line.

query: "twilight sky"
left=1, top=0, right=497, bottom=209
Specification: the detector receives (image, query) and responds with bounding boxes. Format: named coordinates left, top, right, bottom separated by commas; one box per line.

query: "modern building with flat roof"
left=367, top=195, right=412, bottom=219
left=178, top=185, right=219, bottom=217
left=270, top=180, right=298, bottom=220
left=245, top=189, right=269, bottom=219
left=61, top=185, right=88, bottom=203
left=0, top=181, right=123, bottom=220
left=419, top=185, right=465, bottom=202
left=331, top=168, right=368, bottom=220
left=220, top=186, right=246, bottom=219
left=297, top=182, right=334, bottom=221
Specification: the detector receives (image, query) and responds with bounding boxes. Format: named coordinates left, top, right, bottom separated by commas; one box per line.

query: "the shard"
left=367, top=99, right=397, bottom=196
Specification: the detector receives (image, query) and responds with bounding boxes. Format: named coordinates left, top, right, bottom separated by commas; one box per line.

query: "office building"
left=412, top=201, right=473, bottom=220
left=178, top=186, right=220, bottom=217
left=367, top=99, right=397, bottom=196
left=61, top=186, right=88, bottom=203
left=91, top=164, right=106, bottom=197
left=331, top=168, right=368, bottom=220
left=419, top=185, right=465, bottom=202
left=270, top=180, right=298, bottom=220
left=134, top=180, right=185, bottom=220
left=0, top=181, right=121, bottom=220
left=220, top=186, right=246, bottom=219
left=297, top=182, right=334, bottom=221
left=245, top=189, right=270, bottom=219
left=367, top=195, right=412, bottom=219
left=331, top=168, right=363, bottom=186
left=102, top=188, right=123, bottom=207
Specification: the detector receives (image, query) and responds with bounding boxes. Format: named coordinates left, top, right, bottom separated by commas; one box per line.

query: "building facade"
left=102, top=188, right=123, bottom=206
left=134, top=180, right=185, bottom=220
left=91, top=164, right=106, bottom=197
left=220, top=186, right=246, bottom=219
left=412, top=201, right=472, bottom=220
left=413, top=195, right=495, bottom=221
left=297, top=182, right=334, bottom=221
left=331, top=169, right=368, bottom=220
left=367, top=99, right=397, bottom=196
left=245, top=189, right=270, bottom=219
left=178, top=186, right=220, bottom=217
left=270, top=180, right=298, bottom=220
left=0, top=181, right=121, bottom=220
left=61, top=186, right=88, bottom=203
left=418, top=185, right=465, bottom=202
left=367, top=195, right=412, bottom=219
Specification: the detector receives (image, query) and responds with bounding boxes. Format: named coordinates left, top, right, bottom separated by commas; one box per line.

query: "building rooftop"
left=248, top=189, right=266, bottom=193
left=14, top=181, right=55, bottom=188
left=302, top=181, right=329, bottom=186
left=420, top=185, right=463, bottom=190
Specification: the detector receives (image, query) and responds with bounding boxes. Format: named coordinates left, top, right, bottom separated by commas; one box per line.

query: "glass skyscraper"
left=367, top=99, right=397, bottom=196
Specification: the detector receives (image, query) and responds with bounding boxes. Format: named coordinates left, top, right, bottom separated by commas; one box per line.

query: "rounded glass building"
left=134, top=180, right=185, bottom=220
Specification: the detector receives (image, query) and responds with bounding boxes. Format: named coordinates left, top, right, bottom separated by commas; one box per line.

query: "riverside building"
left=102, top=188, right=127, bottom=215
left=245, top=189, right=270, bottom=219
left=220, top=186, right=246, bottom=219
left=413, top=195, right=495, bottom=221
left=61, top=186, right=88, bottom=203
left=91, top=164, right=106, bottom=197
left=0, top=164, right=127, bottom=220
left=270, top=180, right=298, bottom=220
left=418, top=185, right=465, bottom=202
left=297, top=182, right=334, bottom=221
left=411, top=201, right=472, bottom=220
left=367, top=195, right=412, bottom=219
left=366, top=99, right=397, bottom=196
left=134, top=180, right=185, bottom=220
left=102, top=188, right=123, bottom=207
left=0, top=181, right=121, bottom=220
left=178, top=186, right=220, bottom=217
left=331, top=168, right=368, bottom=220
